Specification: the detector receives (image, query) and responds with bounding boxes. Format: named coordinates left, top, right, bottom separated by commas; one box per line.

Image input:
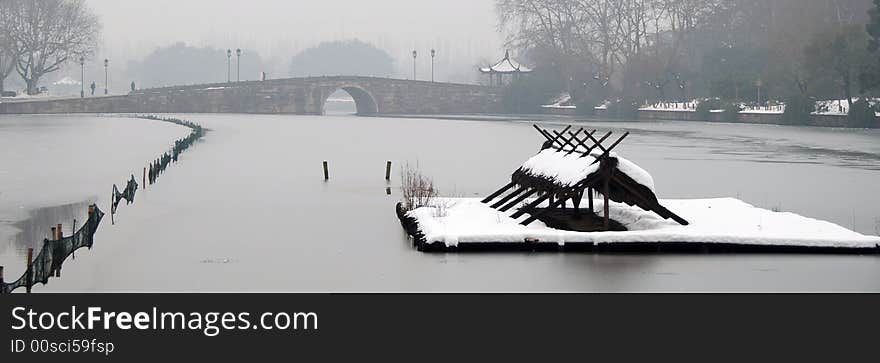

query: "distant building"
left=479, top=50, right=532, bottom=87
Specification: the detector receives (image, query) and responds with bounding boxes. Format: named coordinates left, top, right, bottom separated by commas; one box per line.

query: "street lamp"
left=103, top=59, right=109, bottom=95
left=79, top=57, right=85, bottom=98
left=430, top=49, right=436, bottom=82
left=755, top=79, right=763, bottom=109
left=236, top=48, right=242, bottom=82
left=412, top=50, right=417, bottom=81
left=227, top=49, right=232, bottom=83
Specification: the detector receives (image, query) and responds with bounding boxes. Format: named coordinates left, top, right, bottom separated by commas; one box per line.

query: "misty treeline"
left=497, top=0, right=880, bottom=125
left=0, top=0, right=100, bottom=95
left=0, top=0, right=397, bottom=94
left=128, top=40, right=394, bottom=88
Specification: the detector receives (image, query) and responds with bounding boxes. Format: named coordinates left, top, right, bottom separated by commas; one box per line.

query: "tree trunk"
left=843, top=69, right=853, bottom=112
left=26, top=77, right=37, bottom=95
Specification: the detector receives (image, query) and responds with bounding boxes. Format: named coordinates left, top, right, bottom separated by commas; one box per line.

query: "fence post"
left=72, top=219, right=77, bottom=260
left=25, top=248, right=33, bottom=294
left=385, top=161, right=392, bottom=181
left=55, top=224, right=62, bottom=277
left=323, top=161, right=329, bottom=180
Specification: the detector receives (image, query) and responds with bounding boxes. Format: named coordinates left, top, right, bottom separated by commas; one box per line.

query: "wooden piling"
left=57, top=224, right=62, bottom=239
left=51, top=227, right=57, bottom=240
left=323, top=161, right=329, bottom=180
left=143, top=167, right=146, bottom=189
left=71, top=219, right=77, bottom=260
left=25, top=248, right=33, bottom=293
left=0, top=265, right=4, bottom=285
left=385, top=161, right=392, bottom=181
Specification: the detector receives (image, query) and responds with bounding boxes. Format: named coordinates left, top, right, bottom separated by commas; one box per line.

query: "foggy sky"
left=88, top=0, right=504, bottom=77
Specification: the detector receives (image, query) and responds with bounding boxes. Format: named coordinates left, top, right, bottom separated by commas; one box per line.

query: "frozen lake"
left=1, top=113, right=879, bottom=292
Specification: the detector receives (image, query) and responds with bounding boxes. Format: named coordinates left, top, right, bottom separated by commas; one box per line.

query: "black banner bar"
left=1, top=294, right=878, bottom=361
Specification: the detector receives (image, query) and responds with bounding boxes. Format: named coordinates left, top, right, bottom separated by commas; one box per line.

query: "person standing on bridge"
left=90, top=81, right=96, bottom=96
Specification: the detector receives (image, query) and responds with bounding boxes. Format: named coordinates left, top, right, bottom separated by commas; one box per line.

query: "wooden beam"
left=603, top=174, right=610, bottom=230
left=566, top=130, right=596, bottom=155
left=491, top=187, right=527, bottom=209
left=610, top=173, right=689, bottom=225
left=603, top=132, right=630, bottom=156
left=552, top=128, right=582, bottom=152
left=584, top=131, right=611, bottom=154
left=583, top=132, right=613, bottom=157
left=481, top=182, right=516, bottom=204
left=499, top=188, right=538, bottom=212
left=588, top=187, right=594, bottom=211
left=549, top=125, right=573, bottom=147
left=510, top=194, right=551, bottom=219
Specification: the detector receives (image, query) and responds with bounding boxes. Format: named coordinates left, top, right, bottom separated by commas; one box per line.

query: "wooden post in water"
left=25, top=248, right=33, bottom=293
left=51, top=227, right=57, bottom=241
left=385, top=161, right=392, bottom=181
left=110, top=186, right=115, bottom=225
left=323, top=161, right=329, bottom=180
left=71, top=219, right=77, bottom=260
left=55, top=223, right=62, bottom=277
left=143, top=167, right=146, bottom=189
left=0, top=265, right=4, bottom=286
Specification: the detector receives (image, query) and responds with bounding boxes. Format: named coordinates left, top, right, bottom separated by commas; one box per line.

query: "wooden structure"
left=479, top=50, right=532, bottom=87
left=481, top=125, right=688, bottom=231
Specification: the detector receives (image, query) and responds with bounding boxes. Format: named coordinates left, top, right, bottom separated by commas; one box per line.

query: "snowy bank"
left=401, top=198, right=880, bottom=252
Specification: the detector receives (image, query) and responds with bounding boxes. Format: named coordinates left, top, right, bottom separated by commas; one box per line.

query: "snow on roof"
left=479, top=50, right=532, bottom=73
left=519, top=149, right=655, bottom=192
left=52, top=76, right=81, bottom=86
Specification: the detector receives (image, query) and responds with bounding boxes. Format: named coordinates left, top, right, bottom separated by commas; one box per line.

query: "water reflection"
left=1, top=199, right=92, bottom=256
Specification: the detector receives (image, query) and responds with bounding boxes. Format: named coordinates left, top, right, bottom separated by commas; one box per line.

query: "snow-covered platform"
left=396, top=198, right=880, bottom=254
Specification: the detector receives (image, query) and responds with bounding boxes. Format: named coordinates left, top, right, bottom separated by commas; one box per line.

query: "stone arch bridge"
left=0, top=76, right=503, bottom=115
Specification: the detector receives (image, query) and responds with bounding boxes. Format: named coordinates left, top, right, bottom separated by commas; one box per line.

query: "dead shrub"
left=400, top=162, right=438, bottom=211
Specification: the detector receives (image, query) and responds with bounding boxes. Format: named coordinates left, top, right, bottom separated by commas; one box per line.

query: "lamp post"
left=412, top=50, right=417, bottom=81
left=227, top=49, right=232, bottom=83
left=103, top=59, right=108, bottom=95
left=430, top=49, right=436, bottom=82
left=755, top=79, right=763, bottom=109
left=236, top=48, right=242, bottom=82
left=79, top=57, right=85, bottom=98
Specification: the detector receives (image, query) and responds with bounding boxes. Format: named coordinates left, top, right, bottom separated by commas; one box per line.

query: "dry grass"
left=400, top=162, right=438, bottom=212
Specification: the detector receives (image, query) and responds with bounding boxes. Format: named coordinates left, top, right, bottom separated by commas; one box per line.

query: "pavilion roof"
left=479, top=51, right=532, bottom=74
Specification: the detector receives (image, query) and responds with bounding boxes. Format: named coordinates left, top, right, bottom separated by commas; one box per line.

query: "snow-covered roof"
left=496, top=125, right=688, bottom=226
left=479, top=51, right=532, bottom=73
left=518, top=149, right=655, bottom=192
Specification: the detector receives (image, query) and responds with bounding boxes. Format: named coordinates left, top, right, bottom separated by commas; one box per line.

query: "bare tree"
left=2, top=0, right=100, bottom=95
left=0, top=1, right=18, bottom=94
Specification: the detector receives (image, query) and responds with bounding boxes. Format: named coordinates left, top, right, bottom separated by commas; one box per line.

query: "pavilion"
left=479, top=50, right=532, bottom=87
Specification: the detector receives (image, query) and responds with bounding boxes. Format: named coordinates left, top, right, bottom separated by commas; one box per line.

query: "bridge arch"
left=319, top=85, right=379, bottom=115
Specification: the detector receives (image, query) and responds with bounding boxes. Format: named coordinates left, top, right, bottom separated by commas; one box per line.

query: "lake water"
left=1, top=113, right=879, bottom=292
